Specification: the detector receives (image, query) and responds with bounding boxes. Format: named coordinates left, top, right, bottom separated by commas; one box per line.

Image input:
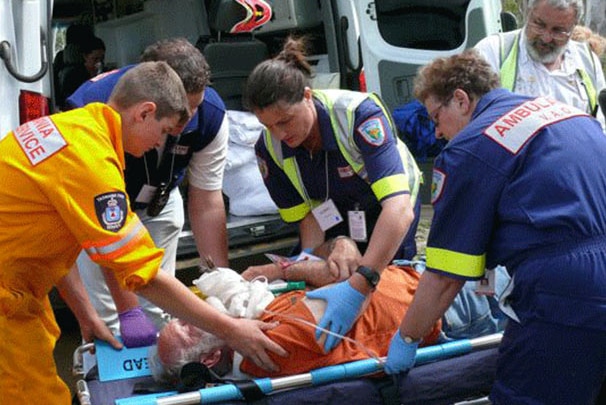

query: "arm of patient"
left=242, top=237, right=360, bottom=287
left=242, top=259, right=338, bottom=287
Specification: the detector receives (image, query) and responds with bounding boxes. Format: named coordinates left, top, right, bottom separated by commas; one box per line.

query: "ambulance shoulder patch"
left=483, top=97, right=587, bottom=154
left=13, top=117, right=67, bottom=166
left=95, top=192, right=128, bottom=232
left=357, top=117, right=386, bottom=146
left=431, top=169, right=446, bottom=204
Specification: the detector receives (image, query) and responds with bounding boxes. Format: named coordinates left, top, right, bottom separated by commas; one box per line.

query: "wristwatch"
left=355, top=266, right=381, bottom=291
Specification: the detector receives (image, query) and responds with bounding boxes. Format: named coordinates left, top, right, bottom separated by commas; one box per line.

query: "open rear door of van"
left=0, top=0, right=52, bottom=138
left=353, top=0, right=503, bottom=111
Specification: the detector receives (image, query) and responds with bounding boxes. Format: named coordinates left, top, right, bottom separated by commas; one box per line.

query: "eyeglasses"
left=427, top=97, right=452, bottom=128
left=527, top=18, right=573, bottom=42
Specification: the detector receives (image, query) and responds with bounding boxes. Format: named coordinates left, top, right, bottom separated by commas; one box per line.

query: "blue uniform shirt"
left=256, top=96, right=412, bottom=257
left=67, top=65, right=226, bottom=208
left=427, top=88, right=606, bottom=329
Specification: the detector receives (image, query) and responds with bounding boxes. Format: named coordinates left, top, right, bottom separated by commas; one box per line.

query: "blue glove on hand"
left=384, top=331, right=418, bottom=375
left=306, top=280, right=365, bottom=352
left=118, top=306, right=158, bottom=347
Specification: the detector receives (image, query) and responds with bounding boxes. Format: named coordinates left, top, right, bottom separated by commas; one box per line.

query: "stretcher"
left=72, top=334, right=501, bottom=405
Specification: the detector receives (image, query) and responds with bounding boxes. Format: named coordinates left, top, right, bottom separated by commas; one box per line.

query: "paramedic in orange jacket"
left=0, top=61, right=286, bottom=404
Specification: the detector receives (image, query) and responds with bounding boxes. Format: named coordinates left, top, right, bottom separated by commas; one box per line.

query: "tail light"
left=359, top=67, right=366, bottom=93
left=19, top=90, right=49, bottom=125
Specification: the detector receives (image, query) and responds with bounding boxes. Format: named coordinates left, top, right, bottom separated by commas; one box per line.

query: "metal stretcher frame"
left=73, top=334, right=502, bottom=405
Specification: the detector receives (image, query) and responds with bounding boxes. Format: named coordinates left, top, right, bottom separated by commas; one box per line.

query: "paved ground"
left=415, top=204, right=433, bottom=257
left=53, top=308, right=83, bottom=399
left=54, top=205, right=435, bottom=397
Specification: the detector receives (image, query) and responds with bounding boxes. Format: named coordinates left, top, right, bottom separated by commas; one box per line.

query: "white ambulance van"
left=3, top=0, right=508, bottom=275
left=0, top=0, right=52, bottom=138
left=335, top=0, right=506, bottom=110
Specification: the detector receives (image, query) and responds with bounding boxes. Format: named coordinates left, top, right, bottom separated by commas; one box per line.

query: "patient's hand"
left=242, top=263, right=283, bottom=282
left=326, top=237, right=361, bottom=281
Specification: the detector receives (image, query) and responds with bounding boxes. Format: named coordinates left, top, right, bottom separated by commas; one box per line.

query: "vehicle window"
left=375, top=0, right=469, bottom=50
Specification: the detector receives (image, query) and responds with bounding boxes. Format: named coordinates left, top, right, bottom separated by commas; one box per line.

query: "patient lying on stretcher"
left=150, top=238, right=508, bottom=384
left=151, top=264, right=440, bottom=383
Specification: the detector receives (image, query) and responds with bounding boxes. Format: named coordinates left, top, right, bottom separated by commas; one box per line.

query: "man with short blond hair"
left=0, top=61, right=286, bottom=404
left=69, top=38, right=231, bottom=347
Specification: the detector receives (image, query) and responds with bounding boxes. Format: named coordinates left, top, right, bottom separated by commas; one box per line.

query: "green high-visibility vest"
left=261, top=89, right=421, bottom=223
left=499, top=30, right=599, bottom=116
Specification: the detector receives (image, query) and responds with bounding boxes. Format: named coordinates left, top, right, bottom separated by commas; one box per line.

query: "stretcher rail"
left=113, top=333, right=503, bottom=405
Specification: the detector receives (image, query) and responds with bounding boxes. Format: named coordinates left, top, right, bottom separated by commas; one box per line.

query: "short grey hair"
left=526, top=0, right=584, bottom=24
left=151, top=320, right=225, bottom=384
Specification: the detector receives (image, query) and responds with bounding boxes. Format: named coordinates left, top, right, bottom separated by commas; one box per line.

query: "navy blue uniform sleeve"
left=426, top=143, right=506, bottom=279
left=352, top=99, right=407, bottom=195
left=65, top=67, right=130, bottom=109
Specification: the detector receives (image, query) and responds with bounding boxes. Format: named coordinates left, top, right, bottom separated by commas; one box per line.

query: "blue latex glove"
left=118, top=306, right=158, bottom=347
left=306, top=280, right=365, bottom=352
left=384, top=331, right=419, bottom=375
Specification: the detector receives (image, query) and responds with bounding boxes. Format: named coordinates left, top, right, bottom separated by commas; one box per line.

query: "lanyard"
left=142, top=136, right=178, bottom=185
left=300, top=150, right=330, bottom=204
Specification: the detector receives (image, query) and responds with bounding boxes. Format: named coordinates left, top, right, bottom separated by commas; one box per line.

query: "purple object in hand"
left=118, top=306, right=158, bottom=347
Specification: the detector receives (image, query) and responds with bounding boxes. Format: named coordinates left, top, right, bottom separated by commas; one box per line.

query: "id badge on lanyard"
left=348, top=209, right=367, bottom=242
left=312, top=199, right=343, bottom=231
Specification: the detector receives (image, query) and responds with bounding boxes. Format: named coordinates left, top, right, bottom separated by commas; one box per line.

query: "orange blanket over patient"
left=240, top=265, right=441, bottom=377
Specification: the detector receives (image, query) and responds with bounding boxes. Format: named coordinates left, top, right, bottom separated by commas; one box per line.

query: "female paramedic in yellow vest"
left=0, top=62, right=286, bottom=404
left=244, top=36, right=422, bottom=352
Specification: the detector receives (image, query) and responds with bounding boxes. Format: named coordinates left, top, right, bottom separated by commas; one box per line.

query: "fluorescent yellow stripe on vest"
left=500, top=33, right=597, bottom=115
left=279, top=202, right=311, bottom=223
left=426, top=247, right=486, bottom=278
left=577, top=68, right=597, bottom=115
left=398, top=141, right=421, bottom=205
left=500, top=33, right=519, bottom=91
left=371, top=173, right=408, bottom=201
left=264, top=130, right=282, bottom=169
left=283, top=157, right=309, bottom=202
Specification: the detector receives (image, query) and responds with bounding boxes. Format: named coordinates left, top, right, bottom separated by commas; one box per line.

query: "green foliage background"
left=502, top=0, right=525, bottom=24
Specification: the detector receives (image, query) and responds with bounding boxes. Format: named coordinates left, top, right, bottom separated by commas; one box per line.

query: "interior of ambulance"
left=3, top=0, right=512, bottom=290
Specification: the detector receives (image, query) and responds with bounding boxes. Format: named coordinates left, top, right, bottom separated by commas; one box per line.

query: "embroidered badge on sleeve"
left=94, top=192, right=128, bottom=232
left=431, top=169, right=446, bottom=204
left=357, top=117, right=387, bottom=146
